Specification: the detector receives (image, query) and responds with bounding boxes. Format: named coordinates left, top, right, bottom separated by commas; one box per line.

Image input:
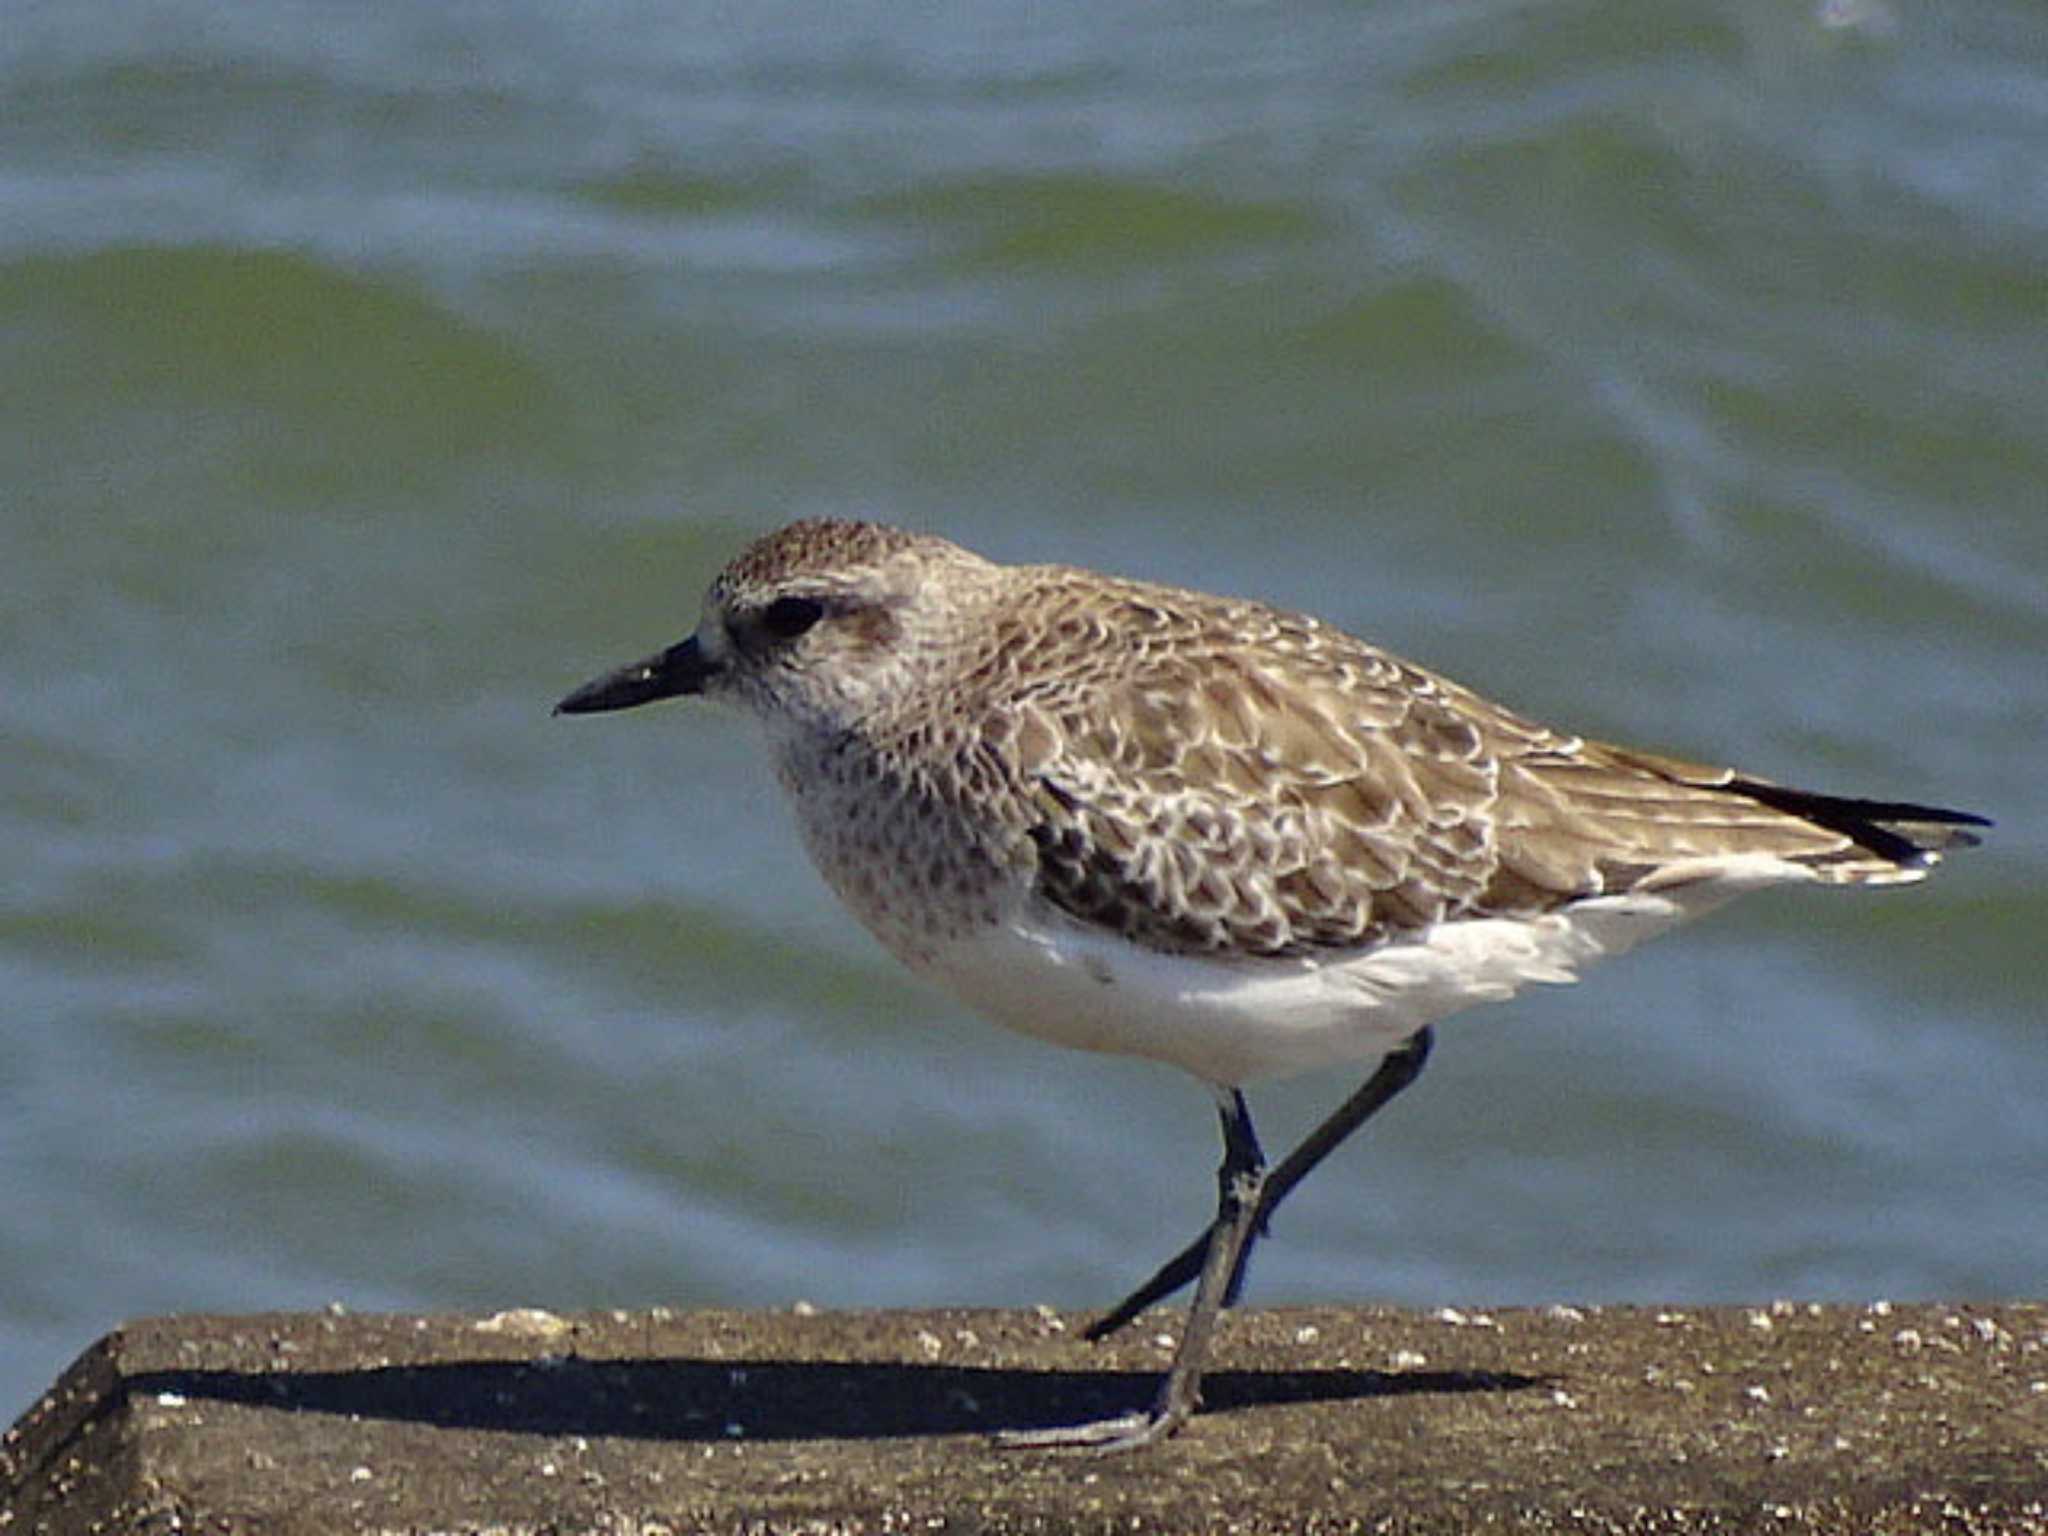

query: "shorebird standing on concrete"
left=557, top=519, right=1986, bottom=1452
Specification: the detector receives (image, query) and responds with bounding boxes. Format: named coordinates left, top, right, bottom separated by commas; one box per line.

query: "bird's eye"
left=761, top=595, right=826, bottom=641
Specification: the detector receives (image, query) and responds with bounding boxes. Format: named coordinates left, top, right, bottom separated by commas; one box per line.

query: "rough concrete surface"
left=3, top=1303, right=2044, bottom=1534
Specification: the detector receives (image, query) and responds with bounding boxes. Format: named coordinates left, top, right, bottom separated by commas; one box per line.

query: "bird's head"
left=555, top=519, right=998, bottom=743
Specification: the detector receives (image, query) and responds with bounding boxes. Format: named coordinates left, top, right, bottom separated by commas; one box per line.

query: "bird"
left=555, top=518, right=1986, bottom=1452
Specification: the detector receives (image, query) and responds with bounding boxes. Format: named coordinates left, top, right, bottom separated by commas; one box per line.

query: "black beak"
left=554, top=637, right=715, bottom=716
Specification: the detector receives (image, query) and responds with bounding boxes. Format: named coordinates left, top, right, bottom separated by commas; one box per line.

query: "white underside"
left=920, top=855, right=1819, bottom=1086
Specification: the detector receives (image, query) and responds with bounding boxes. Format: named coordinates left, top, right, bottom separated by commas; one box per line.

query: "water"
left=5, top=0, right=2045, bottom=1424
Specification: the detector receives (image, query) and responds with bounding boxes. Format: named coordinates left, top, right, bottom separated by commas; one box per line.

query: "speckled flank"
left=677, top=519, right=1978, bottom=994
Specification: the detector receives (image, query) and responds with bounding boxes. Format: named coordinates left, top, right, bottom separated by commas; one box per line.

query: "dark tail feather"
left=1731, top=780, right=1990, bottom=869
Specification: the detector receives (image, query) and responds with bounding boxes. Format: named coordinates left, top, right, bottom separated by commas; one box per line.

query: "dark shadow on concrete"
left=125, top=1357, right=1544, bottom=1442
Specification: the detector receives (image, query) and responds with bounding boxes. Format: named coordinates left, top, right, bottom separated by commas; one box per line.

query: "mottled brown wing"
left=1000, top=572, right=1970, bottom=959
left=995, top=575, right=1531, bottom=956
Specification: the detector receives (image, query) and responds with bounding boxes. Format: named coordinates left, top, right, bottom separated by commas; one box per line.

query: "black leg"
left=998, top=1087, right=1269, bottom=1451
left=1085, top=1027, right=1435, bottom=1343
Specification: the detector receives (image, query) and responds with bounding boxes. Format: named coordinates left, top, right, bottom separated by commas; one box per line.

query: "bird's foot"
left=994, top=1371, right=1198, bottom=1453
left=993, top=1402, right=1189, bottom=1454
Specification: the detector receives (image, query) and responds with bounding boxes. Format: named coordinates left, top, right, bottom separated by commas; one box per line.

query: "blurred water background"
left=5, top=0, right=2045, bottom=1423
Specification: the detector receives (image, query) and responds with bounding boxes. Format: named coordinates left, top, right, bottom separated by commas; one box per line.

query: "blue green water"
left=5, top=0, right=2046, bottom=1423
